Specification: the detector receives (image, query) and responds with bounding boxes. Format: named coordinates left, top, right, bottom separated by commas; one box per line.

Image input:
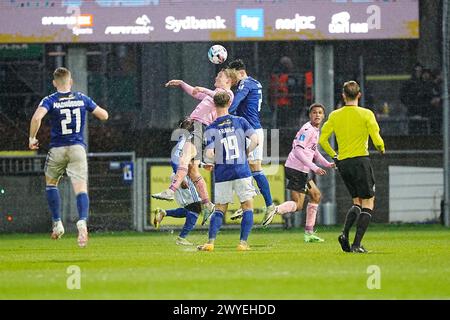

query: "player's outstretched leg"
left=177, top=208, right=199, bottom=246
left=252, top=170, right=276, bottom=223
left=189, top=171, right=215, bottom=225
left=153, top=208, right=167, bottom=229
left=152, top=166, right=189, bottom=201
left=264, top=200, right=297, bottom=227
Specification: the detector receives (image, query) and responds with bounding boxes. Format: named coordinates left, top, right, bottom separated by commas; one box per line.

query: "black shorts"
left=285, top=167, right=311, bottom=194
left=185, top=201, right=202, bottom=214
left=337, top=156, right=375, bottom=199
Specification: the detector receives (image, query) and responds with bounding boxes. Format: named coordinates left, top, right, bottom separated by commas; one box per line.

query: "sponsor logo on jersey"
left=217, top=119, right=232, bottom=127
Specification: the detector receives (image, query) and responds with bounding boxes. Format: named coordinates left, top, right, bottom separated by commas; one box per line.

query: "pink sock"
left=277, top=201, right=297, bottom=214
left=192, top=175, right=210, bottom=203
left=169, top=166, right=188, bottom=191
left=305, top=203, right=318, bottom=233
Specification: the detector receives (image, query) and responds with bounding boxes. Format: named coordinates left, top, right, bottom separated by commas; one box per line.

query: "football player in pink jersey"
left=263, top=103, right=336, bottom=242
left=152, top=69, right=237, bottom=225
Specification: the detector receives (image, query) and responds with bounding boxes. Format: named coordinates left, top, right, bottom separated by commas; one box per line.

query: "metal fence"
left=0, top=150, right=444, bottom=233
left=0, top=152, right=136, bottom=233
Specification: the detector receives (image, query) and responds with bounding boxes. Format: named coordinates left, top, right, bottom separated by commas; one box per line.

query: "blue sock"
left=76, top=193, right=89, bottom=221
left=166, top=207, right=188, bottom=218
left=180, top=210, right=199, bottom=238
left=252, top=171, right=273, bottom=207
left=240, top=210, right=254, bottom=241
left=208, top=211, right=224, bottom=240
left=46, top=186, right=61, bottom=222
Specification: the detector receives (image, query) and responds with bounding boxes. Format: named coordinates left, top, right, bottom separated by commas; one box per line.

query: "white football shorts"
left=44, top=144, right=88, bottom=182
left=247, top=128, right=264, bottom=161
left=214, top=177, right=257, bottom=204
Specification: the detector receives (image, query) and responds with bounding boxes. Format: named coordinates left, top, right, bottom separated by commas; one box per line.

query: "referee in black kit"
left=319, top=81, right=385, bottom=253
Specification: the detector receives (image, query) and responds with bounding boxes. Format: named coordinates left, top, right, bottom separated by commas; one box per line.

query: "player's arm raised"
left=192, top=86, right=215, bottom=97
left=92, top=105, right=109, bottom=121
left=166, top=80, right=207, bottom=100
left=29, top=106, right=48, bottom=150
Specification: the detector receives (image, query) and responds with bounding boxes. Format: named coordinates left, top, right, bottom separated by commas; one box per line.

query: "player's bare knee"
left=249, top=161, right=261, bottom=172
left=188, top=167, right=200, bottom=178
left=241, top=200, right=253, bottom=211
left=72, top=180, right=88, bottom=194
left=310, top=191, right=321, bottom=204
left=215, top=204, right=227, bottom=214
left=45, top=176, right=59, bottom=186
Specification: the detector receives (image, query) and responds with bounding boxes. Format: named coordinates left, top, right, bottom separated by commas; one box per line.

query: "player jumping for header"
left=152, top=69, right=237, bottom=225
left=226, top=59, right=276, bottom=225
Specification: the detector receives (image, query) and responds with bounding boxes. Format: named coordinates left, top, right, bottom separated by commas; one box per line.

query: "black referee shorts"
left=337, top=156, right=375, bottom=199
left=285, top=167, right=309, bottom=194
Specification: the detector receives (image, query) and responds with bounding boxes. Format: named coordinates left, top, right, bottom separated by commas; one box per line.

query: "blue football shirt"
left=39, top=91, right=97, bottom=148
left=228, top=76, right=263, bottom=130
left=205, top=115, right=255, bottom=183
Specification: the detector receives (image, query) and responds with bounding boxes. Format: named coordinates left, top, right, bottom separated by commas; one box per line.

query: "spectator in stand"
left=269, top=56, right=302, bottom=128
left=430, top=69, right=443, bottom=134
left=417, top=69, right=435, bottom=119
left=400, top=62, right=424, bottom=117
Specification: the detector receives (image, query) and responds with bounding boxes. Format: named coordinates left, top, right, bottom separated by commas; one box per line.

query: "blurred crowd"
left=399, top=62, right=443, bottom=134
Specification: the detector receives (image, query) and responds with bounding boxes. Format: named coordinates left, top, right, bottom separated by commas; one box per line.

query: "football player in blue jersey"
left=226, top=59, right=276, bottom=226
left=197, top=92, right=259, bottom=252
left=29, top=67, right=108, bottom=247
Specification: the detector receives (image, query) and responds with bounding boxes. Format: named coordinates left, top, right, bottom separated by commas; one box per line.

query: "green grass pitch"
left=0, top=225, right=449, bottom=299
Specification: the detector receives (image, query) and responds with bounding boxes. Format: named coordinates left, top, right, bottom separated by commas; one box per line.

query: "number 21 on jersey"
left=60, top=108, right=81, bottom=135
